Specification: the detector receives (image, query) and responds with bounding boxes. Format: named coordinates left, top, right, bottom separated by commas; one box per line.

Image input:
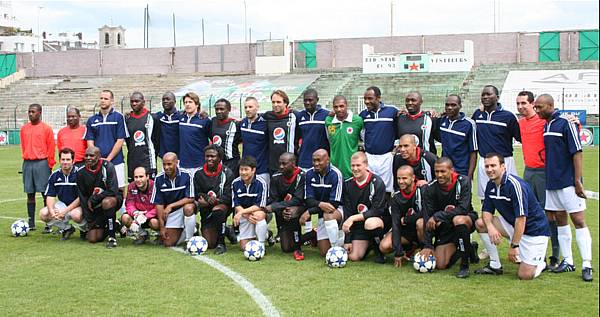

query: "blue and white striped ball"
left=11, top=219, right=29, bottom=237
left=326, top=246, right=348, bottom=268
left=186, top=236, right=208, bottom=255
left=244, top=240, right=265, bottom=261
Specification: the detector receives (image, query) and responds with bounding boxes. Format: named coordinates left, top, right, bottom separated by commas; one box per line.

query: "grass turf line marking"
left=0, top=198, right=26, bottom=204
left=171, top=247, right=281, bottom=317
left=585, top=190, right=599, bottom=200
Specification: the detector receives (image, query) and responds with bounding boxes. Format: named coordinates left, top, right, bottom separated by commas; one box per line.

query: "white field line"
left=171, top=247, right=281, bottom=317
left=585, top=190, right=599, bottom=200
left=0, top=198, right=26, bottom=204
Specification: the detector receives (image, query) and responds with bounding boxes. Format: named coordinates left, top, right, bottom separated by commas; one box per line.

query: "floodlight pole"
left=37, top=6, right=43, bottom=52
left=243, top=0, right=247, bottom=43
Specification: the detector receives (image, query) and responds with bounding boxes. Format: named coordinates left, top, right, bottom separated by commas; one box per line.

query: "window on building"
left=0, top=42, right=3, bottom=51
left=105, top=33, right=110, bottom=45
left=117, top=33, right=121, bottom=45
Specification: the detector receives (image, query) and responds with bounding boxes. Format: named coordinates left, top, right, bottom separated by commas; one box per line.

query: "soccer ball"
left=11, top=219, right=29, bottom=237
left=243, top=240, right=265, bottom=261
left=326, top=246, right=348, bottom=268
left=413, top=251, right=436, bottom=273
left=186, top=236, right=208, bottom=255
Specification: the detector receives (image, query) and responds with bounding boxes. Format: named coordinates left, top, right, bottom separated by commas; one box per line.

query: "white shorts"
left=114, top=163, right=126, bottom=188
left=165, top=207, right=184, bottom=228
left=316, top=207, right=343, bottom=241
left=257, top=173, right=270, bottom=193
left=179, top=167, right=200, bottom=178
left=498, top=216, right=548, bottom=267
left=366, top=152, right=394, bottom=193
left=238, top=217, right=256, bottom=241
left=53, top=201, right=68, bottom=211
left=478, top=156, right=517, bottom=199
left=545, top=186, right=587, bottom=213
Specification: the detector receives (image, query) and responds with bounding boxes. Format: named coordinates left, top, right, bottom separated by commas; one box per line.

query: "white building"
left=0, top=1, right=40, bottom=52
left=98, top=25, right=126, bottom=49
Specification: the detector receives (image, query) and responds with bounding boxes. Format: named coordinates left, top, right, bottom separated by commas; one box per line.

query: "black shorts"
left=85, top=195, right=124, bottom=229
left=274, top=209, right=301, bottom=232
left=400, top=224, right=419, bottom=244
left=434, top=212, right=478, bottom=247
left=348, top=215, right=392, bottom=242
left=198, top=205, right=230, bottom=229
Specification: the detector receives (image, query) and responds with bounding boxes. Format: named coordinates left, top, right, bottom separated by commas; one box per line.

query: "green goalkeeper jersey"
left=325, top=112, right=363, bottom=179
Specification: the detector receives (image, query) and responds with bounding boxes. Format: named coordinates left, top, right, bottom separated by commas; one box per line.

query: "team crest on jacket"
left=212, top=135, right=222, bottom=146
left=328, top=125, right=336, bottom=134
left=134, top=131, right=146, bottom=146
left=207, top=190, right=217, bottom=197
left=346, top=127, right=353, bottom=134
left=273, top=127, right=286, bottom=143
left=407, top=207, right=414, bottom=216
left=284, top=193, right=292, bottom=201
left=357, top=203, right=368, bottom=213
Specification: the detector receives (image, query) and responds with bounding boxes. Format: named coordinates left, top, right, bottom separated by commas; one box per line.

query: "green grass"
left=0, top=145, right=598, bottom=316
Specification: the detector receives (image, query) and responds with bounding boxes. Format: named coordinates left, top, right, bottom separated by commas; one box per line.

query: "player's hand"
left=508, top=247, right=520, bottom=264
left=394, top=255, right=409, bottom=268
left=264, top=205, right=273, bottom=214
left=56, top=209, right=66, bottom=220
left=282, top=207, right=292, bottom=220
left=319, top=202, right=337, bottom=214
left=248, top=213, right=259, bottom=224
left=564, top=114, right=580, bottom=125
left=212, top=204, right=227, bottom=214
left=299, top=211, right=310, bottom=224
left=160, top=227, right=168, bottom=241
left=342, top=218, right=353, bottom=233
left=428, top=110, right=439, bottom=118
left=164, top=205, right=173, bottom=215
left=416, top=180, right=428, bottom=187
left=233, top=213, right=242, bottom=226
left=87, top=201, right=93, bottom=212
left=488, top=227, right=502, bottom=245
left=426, top=217, right=437, bottom=231
left=197, top=196, right=209, bottom=208
left=575, top=180, right=587, bottom=199
left=344, top=243, right=352, bottom=254
left=206, top=196, right=219, bottom=206
left=286, top=206, right=302, bottom=220
left=420, top=248, right=434, bottom=259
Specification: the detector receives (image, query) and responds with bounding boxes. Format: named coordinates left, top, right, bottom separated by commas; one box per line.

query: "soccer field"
left=0, top=145, right=598, bottom=316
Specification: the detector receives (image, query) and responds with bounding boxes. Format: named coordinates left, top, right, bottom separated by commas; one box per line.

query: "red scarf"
left=405, top=111, right=424, bottom=121
left=400, top=182, right=417, bottom=199
left=407, top=147, right=421, bottom=166
left=354, top=172, right=373, bottom=189
left=439, top=172, right=459, bottom=192
left=129, top=107, right=149, bottom=119
left=217, top=118, right=235, bottom=125
left=85, top=160, right=103, bottom=174
left=275, top=107, right=290, bottom=119
left=283, top=167, right=301, bottom=185
left=203, top=162, right=223, bottom=177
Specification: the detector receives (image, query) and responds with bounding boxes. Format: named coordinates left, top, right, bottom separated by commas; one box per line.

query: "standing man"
left=359, top=86, right=398, bottom=193
left=57, top=107, right=87, bottom=167
left=76, top=146, right=123, bottom=248
left=122, top=166, right=159, bottom=245
left=85, top=90, right=129, bottom=190
left=40, top=148, right=85, bottom=240
left=438, top=94, right=478, bottom=178
left=210, top=98, right=241, bottom=176
left=535, top=94, right=593, bottom=282
left=240, top=96, right=269, bottom=186
left=21, top=103, right=55, bottom=231
left=155, top=91, right=180, bottom=158
left=421, top=157, right=479, bottom=278
left=189, top=145, right=235, bottom=254
left=392, top=134, right=437, bottom=190
left=396, top=91, right=438, bottom=154
left=475, top=153, right=550, bottom=280
left=472, top=85, right=521, bottom=200
left=296, top=89, right=330, bottom=171
left=341, top=152, right=390, bottom=263
left=302, top=149, right=344, bottom=256
left=264, top=152, right=307, bottom=260
left=325, top=95, right=363, bottom=179
left=178, top=92, right=211, bottom=175
left=151, top=152, right=195, bottom=247
left=125, top=92, right=159, bottom=182
left=264, top=90, right=298, bottom=175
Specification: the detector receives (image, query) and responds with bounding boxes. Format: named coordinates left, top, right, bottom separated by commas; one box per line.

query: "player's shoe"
left=582, top=267, right=593, bottom=282
left=293, top=250, right=305, bottom=261
left=225, top=225, right=238, bottom=244
left=553, top=260, right=576, bottom=273
left=60, top=226, right=76, bottom=241
left=478, top=248, right=489, bottom=260
left=548, top=256, right=559, bottom=271
left=214, top=243, right=227, bottom=255
left=42, top=225, right=53, bottom=234
left=456, top=265, right=470, bottom=278
left=79, top=230, right=87, bottom=241
left=117, top=221, right=127, bottom=238
left=474, top=264, right=503, bottom=275
left=469, top=241, right=480, bottom=264
left=373, top=247, right=386, bottom=264
left=134, top=230, right=148, bottom=245
left=106, top=237, right=118, bottom=249
left=267, top=230, right=276, bottom=247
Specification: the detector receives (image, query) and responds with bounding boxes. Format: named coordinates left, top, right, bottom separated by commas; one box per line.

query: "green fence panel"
left=298, top=41, right=317, bottom=69
left=539, top=32, right=560, bottom=62
left=0, top=53, right=17, bottom=78
left=579, top=30, right=599, bottom=61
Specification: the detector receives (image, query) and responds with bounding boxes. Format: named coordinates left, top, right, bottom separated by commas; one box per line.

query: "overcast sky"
left=9, top=0, right=600, bottom=48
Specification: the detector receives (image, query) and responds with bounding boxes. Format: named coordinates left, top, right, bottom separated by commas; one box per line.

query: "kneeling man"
left=122, top=166, right=159, bottom=245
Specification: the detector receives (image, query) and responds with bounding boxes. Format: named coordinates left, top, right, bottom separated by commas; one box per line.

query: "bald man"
left=76, top=146, right=123, bottom=248
left=392, top=134, right=437, bottom=191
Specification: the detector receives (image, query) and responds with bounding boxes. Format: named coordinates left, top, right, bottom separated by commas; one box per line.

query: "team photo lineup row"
left=20, top=85, right=592, bottom=281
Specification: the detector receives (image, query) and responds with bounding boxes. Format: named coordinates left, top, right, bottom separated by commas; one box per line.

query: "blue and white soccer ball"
left=186, top=236, right=208, bottom=255
left=326, top=246, right=348, bottom=268
left=11, top=219, right=29, bottom=237
left=413, top=251, right=436, bottom=273
left=244, top=240, right=265, bottom=261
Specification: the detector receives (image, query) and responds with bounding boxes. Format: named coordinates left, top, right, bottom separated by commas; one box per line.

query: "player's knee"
left=121, top=214, right=132, bottom=225
left=101, top=197, right=116, bottom=210
left=39, top=207, right=49, bottom=220
left=452, top=215, right=469, bottom=226
left=364, top=218, right=383, bottom=231
left=253, top=210, right=267, bottom=221
left=71, top=210, right=83, bottom=223
left=517, top=269, right=535, bottom=280
left=183, top=203, right=196, bottom=216
left=348, top=252, right=363, bottom=262
left=475, top=218, right=486, bottom=232
left=570, top=214, right=587, bottom=228
left=149, top=219, right=160, bottom=230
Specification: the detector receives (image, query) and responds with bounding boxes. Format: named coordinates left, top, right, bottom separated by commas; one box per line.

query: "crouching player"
left=475, top=153, right=550, bottom=280
left=76, top=146, right=123, bottom=248
left=264, top=153, right=306, bottom=260
left=421, top=157, right=478, bottom=278
left=232, top=156, right=269, bottom=251
left=40, top=147, right=86, bottom=240
left=189, top=145, right=234, bottom=254
left=380, top=165, right=425, bottom=267
left=122, top=166, right=159, bottom=245
left=341, top=152, right=390, bottom=263
left=151, top=152, right=195, bottom=247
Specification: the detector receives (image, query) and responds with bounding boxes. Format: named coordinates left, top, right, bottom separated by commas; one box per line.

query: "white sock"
left=557, top=225, right=574, bottom=265
left=304, top=221, right=313, bottom=233
left=324, top=220, right=339, bottom=247
left=534, top=262, right=546, bottom=278
left=184, top=215, right=196, bottom=240
left=479, top=233, right=502, bottom=269
left=255, top=219, right=268, bottom=243
left=576, top=227, right=593, bottom=268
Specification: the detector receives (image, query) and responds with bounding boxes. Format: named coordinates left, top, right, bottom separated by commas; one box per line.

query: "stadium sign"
left=362, top=45, right=402, bottom=73
left=580, top=128, right=593, bottom=146
left=558, top=110, right=587, bottom=125
left=0, top=131, right=6, bottom=146
left=428, top=40, right=474, bottom=73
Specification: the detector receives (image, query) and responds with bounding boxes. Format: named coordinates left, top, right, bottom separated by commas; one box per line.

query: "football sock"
left=217, top=223, right=226, bottom=245
left=184, top=215, right=196, bottom=240
left=27, top=202, right=36, bottom=226
left=42, top=194, right=47, bottom=207
left=549, top=220, right=559, bottom=259
left=300, top=230, right=316, bottom=244
left=304, top=221, right=313, bottom=233
left=534, top=262, right=546, bottom=278
left=255, top=219, right=268, bottom=243
left=557, top=225, right=574, bottom=265
left=455, top=224, right=471, bottom=266
left=293, top=230, right=301, bottom=251
left=324, top=220, right=339, bottom=247
left=104, top=207, right=117, bottom=239
left=479, top=233, right=501, bottom=269
left=575, top=227, right=593, bottom=268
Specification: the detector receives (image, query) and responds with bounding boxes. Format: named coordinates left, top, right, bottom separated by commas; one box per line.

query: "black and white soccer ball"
left=11, top=219, right=29, bottom=237
left=326, top=246, right=348, bottom=268
left=186, top=236, right=208, bottom=255
left=244, top=240, right=265, bottom=261
left=413, top=251, right=436, bottom=273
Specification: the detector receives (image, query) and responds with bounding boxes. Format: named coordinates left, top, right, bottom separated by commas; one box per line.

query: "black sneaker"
left=474, top=264, right=504, bottom=275
left=469, top=241, right=480, bottom=264
left=267, top=230, right=276, bottom=247
left=456, top=265, right=470, bottom=278
left=106, top=237, right=118, bottom=249
left=42, top=225, right=53, bottom=234
left=553, top=259, right=576, bottom=273
left=373, top=248, right=386, bottom=264
left=117, top=221, right=127, bottom=238
left=548, top=256, right=559, bottom=271
left=214, top=243, right=227, bottom=255
left=225, top=225, right=238, bottom=245
left=133, top=232, right=148, bottom=245
left=582, top=267, right=593, bottom=282
left=79, top=230, right=87, bottom=241
left=60, top=226, right=75, bottom=241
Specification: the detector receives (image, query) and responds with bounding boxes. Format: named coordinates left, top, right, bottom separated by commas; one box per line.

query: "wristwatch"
left=510, top=243, right=519, bottom=249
